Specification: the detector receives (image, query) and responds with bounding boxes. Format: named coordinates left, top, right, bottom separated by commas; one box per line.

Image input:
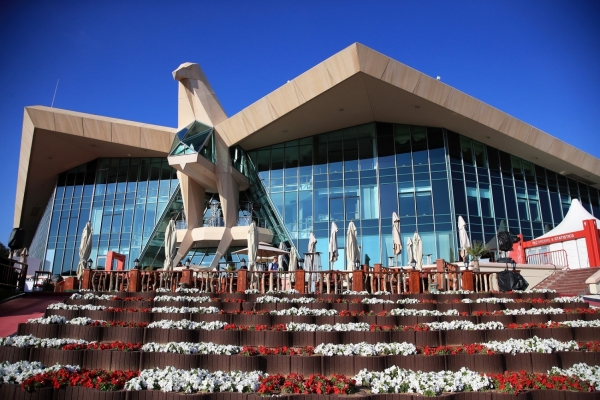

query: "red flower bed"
left=62, top=341, right=142, bottom=352
left=507, top=322, right=562, bottom=329
left=120, top=297, right=146, bottom=302
left=240, top=345, right=315, bottom=356
left=106, top=307, right=152, bottom=313
left=580, top=341, right=600, bottom=352
left=87, top=320, right=148, bottom=328
left=21, top=368, right=139, bottom=392
left=257, top=373, right=356, bottom=395
left=488, top=370, right=594, bottom=394
left=419, top=344, right=494, bottom=356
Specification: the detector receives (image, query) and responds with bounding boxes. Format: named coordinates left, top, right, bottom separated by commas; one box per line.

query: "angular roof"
left=16, top=106, right=176, bottom=245
left=215, top=43, right=600, bottom=188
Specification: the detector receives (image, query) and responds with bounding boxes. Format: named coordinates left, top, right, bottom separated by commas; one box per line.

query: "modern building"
left=14, top=43, right=600, bottom=275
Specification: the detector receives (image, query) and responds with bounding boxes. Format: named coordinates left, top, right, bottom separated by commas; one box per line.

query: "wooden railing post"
left=436, top=259, right=445, bottom=290
left=82, top=269, right=93, bottom=290
left=409, top=270, right=421, bottom=293
left=352, top=270, right=364, bottom=292
left=128, top=269, right=142, bottom=292
left=462, top=270, right=474, bottom=291
left=237, top=269, right=248, bottom=292
left=294, top=270, right=305, bottom=294
left=180, top=269, right=194, bottom=287
left=374, top=264, right=382, bottom=292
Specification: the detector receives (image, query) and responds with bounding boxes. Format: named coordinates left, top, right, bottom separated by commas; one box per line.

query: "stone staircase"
left=533, top=268, right=598, bottom=296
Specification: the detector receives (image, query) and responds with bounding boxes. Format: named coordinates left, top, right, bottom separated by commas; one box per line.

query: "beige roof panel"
left=241, top=96, right=280, bottom=132
left=266, top=81, right=306, bottom=117
left=321, top=44, right=360, bottom=85
left=380, top=59, right=422, bottom=93
left=413, top=73, right=452, bottom=106
left=293, top=62, right=335, bottom=102
left=356, top=43, right=390, bottom=79
left=54, top=112, right=83, bottom=136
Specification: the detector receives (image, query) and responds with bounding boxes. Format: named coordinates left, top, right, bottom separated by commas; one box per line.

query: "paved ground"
left=0, top=294, right=70, bottom=337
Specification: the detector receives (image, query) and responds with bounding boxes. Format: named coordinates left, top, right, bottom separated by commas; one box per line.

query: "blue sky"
left=0, top=1, right=599, bottom=244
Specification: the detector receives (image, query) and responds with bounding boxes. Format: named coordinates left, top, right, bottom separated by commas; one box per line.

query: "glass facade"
left=41, top=157, right=179, bottom=274
left=248, top=122, right=600, bottom=269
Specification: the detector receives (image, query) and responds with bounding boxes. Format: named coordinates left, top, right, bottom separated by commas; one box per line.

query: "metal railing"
left=140, top=270, right=183, bottom=292
left=367, top=267, right=409, bottom=294
left=527, top=249, right=568, bottom=268
left=90, top=270, right=129, bottom=292
left=0, top=258, right=28, bottom=292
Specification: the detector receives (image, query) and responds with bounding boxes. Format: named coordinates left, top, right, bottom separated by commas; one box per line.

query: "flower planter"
left=65, top=387, right=127, bottom=400
left=169, top=328, right=199, bottom=343
left=202, top=330, right=239, bottom=345
left=0, top=384, right=54, bottom=400
left=340, top=331, right=365, bottom=344
left=304, top=302, right=331, bottom=310
left=354, top=356, right=386, bottom=374
left=239, top=330, right=263, bottom=346
left=485, top=328, right=530, bottom=342
left=271, top=316, right=295, bottom=325
left=127, top=291, right=154, bottom=299
left=290, top=355, right=322, bottom=376
left=276, top=303, right=294, bottom=311
left=366, top=304, right=385, bottom=313
left=572, top=327, right=600, bottom=342
left=17, top=323, right=58, bottom=339
left=530, top=352, right=560, bottom=373
left=110, top=350, right=141, bottom=371
left=229, top=355, right=265, bottom=372
left=585, top=313, right=600, bottom=321
left=315, top=332, right=340, bottom=346
left=364, top=331, right=391, bottom=345
left=390, top=330, right=415, bottom=344
left=348, top=303, right=367, bottom=313
left=29, top=347, right=84, bottom=367
left=219, top=292, right=246, bottom=300
left=446, top=353, right=505, bottom=374
left=331, top=316, right=355, bottom=324
left=440, top=315, right=477, bottom=324
left=102, top=327, right=145, bottom=343
left=242, top=302, right=255, bottom=312
left=263, top=354, right=290, bottom=375
left=292, top=316, right=315, bottom=324
left=470, top=303, right=489, bottom=313
left=504, top=353, right=533, bottom=373
left=117, top=311, right=152, bottom=324
left=558, top=351, right=600, bottom=369
left=436, top=294, right=463, bottom=303
left=331, top=303, right=348, bottom=312
left=505, top=302, right=531, bottom=310
left=0, top=346, right=29, bottom=363
left=151, top=312, right=189, bottom=322
left=45, top=309, right=79, bottom=320
left=437, top=303, right=469, bottom=313
left=264, top=331, right=291, bottom=347
left=479, top=315, right=514, bottom=325
left=59, top=325, right=102, bottom=341
left=514, top=315, right=549, bottom=324
left=144, top=328, right=171, bottom=343
left=562, top=313, right=584, bottom=321
left=123, top=300, right=153, bottom=308
left=396, top=316, right=420, bottom=326
left=66, top=299, right=92, bottom=306
left=519, top=292, right=543, bottom=301
left=548, top=314, right=570, bottom=323
left=403, top=354, right=446, bottom=372
left=415, top=330, right=441, bottom=347
left=376, top=316, right=397, bottom=326
left=140, top=352, right=198, bottom=370
left=220, top=302, right=242, bottom=313
left=80, top=310, right=114, bottom=321
left=356, top=316, right=378, bottom=325
left=83, top=349, right=112, bottom=369
left=530, top=327, right=573, bottom=342
left=322, top=355, right=355, bottom=377
left=191, top=313, right=230, bottom=323
left=442, top=330, right=485, bottom=346
left=464, top=293, right=487, bottom=300
left=561, top=302, right=589, bottom=310
left=291, top=331, right=315, bottom=347
left=494, top=292, right=519, bottom=299
left=95, top=299, right=123, bottom=308
left=255, top=303, right=277, bottom=312
left=404, top=303, right=437, bottom=311
left=416, top=294, right=436, bottom=301
left=153, top=300, right=186, bottom=308
left=202, top=354, right=230, bottom=372
left=232, top=314, right=271, bottom=326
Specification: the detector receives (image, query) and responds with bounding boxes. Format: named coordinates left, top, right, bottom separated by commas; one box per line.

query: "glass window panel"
left=416, top=191, right=432, bottom=215
left=271, top=148, right=284, bottom=170
left=411, top=126, right=427, bottom=165
left=452, top=179, right=467, bottom=216
left=399, top=193, right=415, bottom=217
left=460, top=137, right=473, bottom=166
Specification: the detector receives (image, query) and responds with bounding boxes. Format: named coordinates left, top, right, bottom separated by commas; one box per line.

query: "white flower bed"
left=390, top=308, right=460, bottom=317
left=265, top=289, right=299, bottom=295
left=155, top=288, right=171, bottom=293
left=396, top=298, right=420, bottom=304
left=513, top=289, right=556, bottom=293
left=147, top=319, right=227, bottom=330
left=47, top=303, right=107, bottom=310
left=153, top=295, right=211, bottom=303
left=502, top=307, right=564, bottom=315
left=141, top=342, right=241, bottom=355
left=461, top=298, right=474, bottom=303
left=0, top=335, right=90, bottom=348
left=124, top=367, right=263, bottom=393
left=255, top=295, right=289, bottom=303
left=270, top=307, right=338, bottom=316
left=549, top=363, right=600, bottom=391
left=552, top=296, right=584, bottom=303
left=475, top=297, right=515, bottom=303
left=151, top=306, right=220, bottom=314
left=373, top=291, right=391, bottom=295
left=443, top=290, right=474, bottom=294
left=362, top=298, right=394, bottom=304
left=244, top=289, right=260, bottom=294
left=558, top=320, right=600, bottom=328
left=0, top=361, right=80, bottom=385
left=483, top=336, right=579, bottom=355
left=314, top=342, right=417, bottom=356
left=286, top=322, right=371, bottom=332
left=425, top=321, right=504, bottom=331
left=66, top=317, right=106, bottom=326
left=290, top=297, right=316, bottom=304
left=175, top=288, right=204, bottom=293
left=69, top=293, right=115, bottom=300
left=342, top=290, right=369, bottom=295
left=353, top=366, right=492, bottom=395
left=27, top=315, right=66, bottom=324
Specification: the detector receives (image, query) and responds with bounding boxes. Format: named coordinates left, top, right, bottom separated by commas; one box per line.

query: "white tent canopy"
left=538, top=199, right=600, bottom=239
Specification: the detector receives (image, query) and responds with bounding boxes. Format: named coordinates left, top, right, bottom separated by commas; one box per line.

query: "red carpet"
left=0, top=294, right=70, bottom=337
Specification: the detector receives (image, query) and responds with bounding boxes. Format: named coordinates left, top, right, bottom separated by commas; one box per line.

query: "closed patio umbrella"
left=289, top=247, right=297, bottom=272
left=392, top=212, right=402, bottom=267
left=163, top=219, right=177, bottom=271
left=329, top=222, right=339, bottom=269
left=346, top=221, right=359, bottom=271
left=247, top=221, right=258, bottom=271
left=406, top=237, right=413, bottom=267
left=413, top=232, right=423, bottom=270
left=76, top=221, right=92, bottom=279
left=278, top=242, right=286, bottom=271
left=306, top=232, right=317, bottom=272
left=458, top=216, right=471, bottom=261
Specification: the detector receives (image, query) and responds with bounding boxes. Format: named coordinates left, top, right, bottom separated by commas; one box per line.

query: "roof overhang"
left=16, top=106, right=177, bottom=246
left=215, top=43, right=600, bottom=189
